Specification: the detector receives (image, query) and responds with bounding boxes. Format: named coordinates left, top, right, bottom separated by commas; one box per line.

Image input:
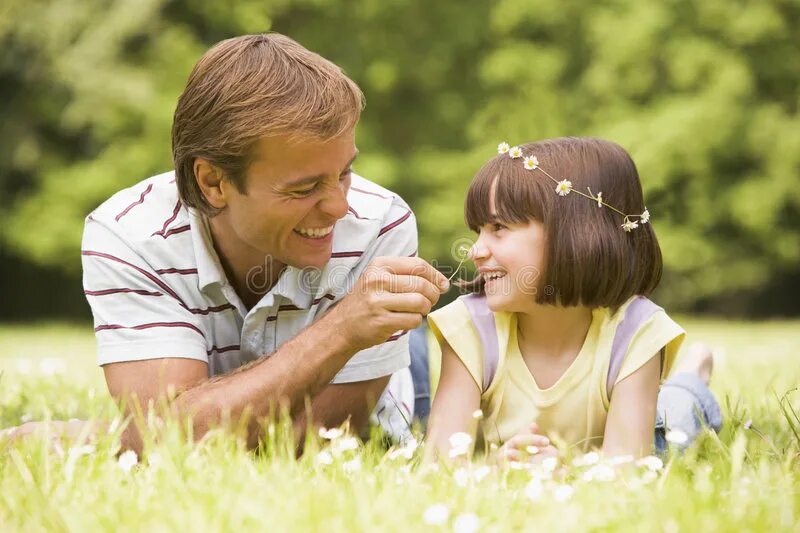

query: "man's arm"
left=105, top=257, right=448, bottom=453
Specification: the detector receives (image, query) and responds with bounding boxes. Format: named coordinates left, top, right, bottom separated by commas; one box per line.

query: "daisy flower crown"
left=497, top=142, right=650, bottom=232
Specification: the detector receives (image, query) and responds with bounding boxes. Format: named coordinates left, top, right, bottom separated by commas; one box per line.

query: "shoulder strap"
left=606, top=296, right=665, bottom=399
left=459, top=294, right=499, bottom=393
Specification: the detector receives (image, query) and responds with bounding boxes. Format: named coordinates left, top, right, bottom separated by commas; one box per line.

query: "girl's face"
left=470, top=220, right=546, bottom=312
left=470, top=183, right=547, bottom=312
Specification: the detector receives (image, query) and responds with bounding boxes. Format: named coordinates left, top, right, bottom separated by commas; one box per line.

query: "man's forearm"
left=173, top=311, right=357, bottom=447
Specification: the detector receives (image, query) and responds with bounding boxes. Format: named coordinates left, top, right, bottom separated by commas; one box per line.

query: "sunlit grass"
left=1, top=319, right=798, bottom=531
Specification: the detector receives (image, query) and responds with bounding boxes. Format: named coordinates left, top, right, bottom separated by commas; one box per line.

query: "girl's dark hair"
left=462, top=137, right=662, bottom=308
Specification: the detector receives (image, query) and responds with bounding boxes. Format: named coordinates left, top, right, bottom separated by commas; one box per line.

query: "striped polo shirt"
left=81, top=171, right=416, bottom=383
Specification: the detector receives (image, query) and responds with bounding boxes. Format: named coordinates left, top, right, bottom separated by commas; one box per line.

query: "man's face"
left=220, top=132, right=357, bottom=270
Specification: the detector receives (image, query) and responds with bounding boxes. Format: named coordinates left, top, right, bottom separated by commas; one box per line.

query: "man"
left=9, top=33, right=448, bottom=452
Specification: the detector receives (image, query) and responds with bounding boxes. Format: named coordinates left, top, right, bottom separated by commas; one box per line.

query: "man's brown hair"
left=463, top=137, right=662, bottom=308
left=172, top=33, right=365, bottom=215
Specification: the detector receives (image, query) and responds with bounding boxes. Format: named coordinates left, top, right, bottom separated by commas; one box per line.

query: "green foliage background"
left=1, top=0, right=799, bottom=316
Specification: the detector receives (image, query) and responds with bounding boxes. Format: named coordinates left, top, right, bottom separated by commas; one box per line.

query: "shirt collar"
left=189, top=208, right=314, bottom=310
left=188, top=208, right=228, bottom=294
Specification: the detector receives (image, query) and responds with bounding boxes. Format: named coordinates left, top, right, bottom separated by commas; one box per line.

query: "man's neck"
left=207, top=215, right=286, bottom=310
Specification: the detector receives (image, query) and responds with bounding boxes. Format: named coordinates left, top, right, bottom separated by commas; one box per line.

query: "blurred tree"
left=0, top=0, right=798, bottom=314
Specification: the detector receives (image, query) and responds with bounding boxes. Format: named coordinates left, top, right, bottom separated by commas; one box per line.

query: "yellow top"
left=427, top=296, right=685, bottom=451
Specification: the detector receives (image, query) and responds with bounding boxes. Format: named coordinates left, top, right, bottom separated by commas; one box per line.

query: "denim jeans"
left=408, top=324, right=722, bottom=453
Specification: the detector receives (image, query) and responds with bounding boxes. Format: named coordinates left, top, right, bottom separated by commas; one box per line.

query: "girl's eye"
left=492, top=223, right=507, bottom=232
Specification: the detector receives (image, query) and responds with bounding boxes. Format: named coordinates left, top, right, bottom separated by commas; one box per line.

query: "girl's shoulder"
left=428, top=295, right=513, bottom=392
left=599, top=295, right=686, bottom=391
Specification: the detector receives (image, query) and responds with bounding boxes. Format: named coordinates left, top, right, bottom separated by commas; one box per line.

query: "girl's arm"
left=424, top=339, right=481, bottom=462
left=602, top=352, right=661, bottom=458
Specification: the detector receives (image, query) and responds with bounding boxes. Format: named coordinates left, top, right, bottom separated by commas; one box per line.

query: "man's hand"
left=497, top=423, right=558, bottom=463
left=330, top=257, right=450, bottom=352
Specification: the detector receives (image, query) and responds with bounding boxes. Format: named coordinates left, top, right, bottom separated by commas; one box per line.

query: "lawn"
left=1, top=319, right=798, bottom=532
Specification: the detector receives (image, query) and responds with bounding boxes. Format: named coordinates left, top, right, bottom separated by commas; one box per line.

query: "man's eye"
left=294, top=185, right=317, bottom=196
left=340, top=169, right=352, bottom=181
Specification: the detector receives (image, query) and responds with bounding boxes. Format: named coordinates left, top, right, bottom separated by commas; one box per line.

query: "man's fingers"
left=383, top=292, right=433, bottom=316
left=383, top=275, right=441, bottom=305
left=372, top=257, right=450, bottom=292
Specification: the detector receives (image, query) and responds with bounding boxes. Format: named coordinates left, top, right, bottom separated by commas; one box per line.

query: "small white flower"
left=333, top=436, right=360, bottom=454
left=541, top=456, right=559, bottom=472
left=472, top=409, right=484, bottom=419
left=552, top=484, right=574, bottom=502
left=525, top=478, right=544, bottom=501
left=453, top=513, right=480, bottom=533
left=342, top=457, right=362, bottom=473
left=20, top=413, right=32, bottom=423
left=621, top=219, right=639, bottom=232
left=526, top=446, right=540, bottom=455
left=68, top=444, right=96, bottom=459
left=497, top=142, right=510, bottom=155
left=423, top=504, right=450, bottom=526
left=449, top=447, right=468, bottom=459
left=608, top=454, right=634, bottom=466
left=147, top=452, right=164, bottom=469
left=582, top=464, right=616, bottom=482
left=636, top=455, right=663, bottom=472
left=454, top=468, right=470, bottom=487
left=316, top=450, right=334, bottom=466
left=449, top=432, right=472, bottom=449
left=640, top=208, right=650, bottom=224
left=472, top=465, right=491, bottom=482
left=523, top=155, right=539, bottom=170
left=319, top=427, right=344, bottom=440
left=555, top=179, right=573, bottom=196
left=583, top=451, right=600, bottom=465
left=665, top=429, right=689, bottom=445
left=117, top=450, right=138, bottom=473
left=596, top=191, right=603, bottom=207
left=508, top=146, right=523, bottom=159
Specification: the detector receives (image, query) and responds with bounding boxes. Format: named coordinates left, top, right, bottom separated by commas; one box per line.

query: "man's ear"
left=194, top=158, right=228, bottom=210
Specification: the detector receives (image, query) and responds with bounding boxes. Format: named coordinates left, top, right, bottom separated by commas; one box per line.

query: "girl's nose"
left=469, top=240, right=489, bottom=261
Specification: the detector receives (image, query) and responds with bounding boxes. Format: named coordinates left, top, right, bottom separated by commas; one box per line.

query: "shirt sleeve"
left=330, top=198, right=418, bottom=384
left=82, top=217, right=209, bottom=366
left=427, top=299, right=484, bottom=392
left=614, top=310, right=686, bottom=385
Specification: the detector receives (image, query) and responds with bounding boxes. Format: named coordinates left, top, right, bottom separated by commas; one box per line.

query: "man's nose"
left=319, top=181, right=349, bottom=221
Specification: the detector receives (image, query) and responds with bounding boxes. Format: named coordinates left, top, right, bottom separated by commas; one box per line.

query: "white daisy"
left=497, top=142, right=510, bottom=155
left=552, top=484, right=574, bottom=502
left=423, top=504, right=450, bottom=526
left=453, top=513, right=481, bottom=533
left=525, top=479, right=544, bottom=501
left=316, top=450, right=334, bottom=465
left=508, top=146, right=523, bottom=159
left=117, top=450, right=138, bottom=473
left=640, top=208, right=650, bottom=224
left=472, top=409, right=484, bottom=419
left=523, top=155, right=539, bottom=170
left=596, top=191, right=603, bottom=207
left=319, top=427, right=344, bottom=440
left=636, top=455, right=664, bottom=471
left=342, top=457, right=362, bottom=473
left=621, top=219, right=639, bottom=232
left=665, top=429, right=688, bottom=445
left=555, top=179, right=573, bottom=196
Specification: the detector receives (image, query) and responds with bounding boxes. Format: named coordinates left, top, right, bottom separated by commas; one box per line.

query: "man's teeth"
left=484, top=272, right=506, bottom=281
left=295, top=225, right=334, bottom=238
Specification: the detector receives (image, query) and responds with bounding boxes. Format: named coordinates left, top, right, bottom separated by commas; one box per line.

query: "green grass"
left=1, top=319, right=798, bottom=532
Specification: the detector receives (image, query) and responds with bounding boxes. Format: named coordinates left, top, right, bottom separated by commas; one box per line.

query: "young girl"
left=423, top=137, right=721, bottom=461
